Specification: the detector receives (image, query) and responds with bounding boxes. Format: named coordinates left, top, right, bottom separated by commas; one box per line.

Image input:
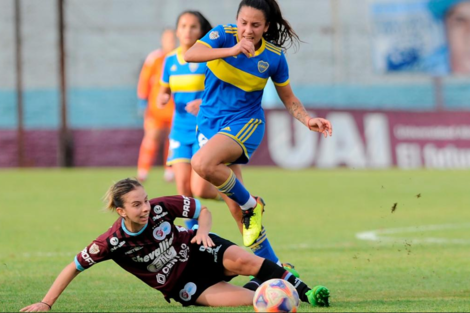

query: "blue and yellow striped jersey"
left=160, top=47, right=206, bottom=144
left=197, top=24, right=290, bottom=122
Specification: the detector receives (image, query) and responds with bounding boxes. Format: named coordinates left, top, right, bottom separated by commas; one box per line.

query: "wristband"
left=40, top=302, right=52, bottom=309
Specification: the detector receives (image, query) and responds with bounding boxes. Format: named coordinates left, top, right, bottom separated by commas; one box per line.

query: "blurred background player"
left=19, top=178, right=329, bottom=311
left=158, top=11, right=228, bottom=230
left=137, top=29, right=176, bottom=183
left=184, top=0, right=332, bottom=274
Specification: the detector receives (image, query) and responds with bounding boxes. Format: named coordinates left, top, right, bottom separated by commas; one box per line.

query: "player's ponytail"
left=104, top=178, right=142, bottom=212
left=237, top=0, right=300, bottom=50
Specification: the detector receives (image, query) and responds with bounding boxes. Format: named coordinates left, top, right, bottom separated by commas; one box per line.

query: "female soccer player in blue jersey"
left=20, top=178, right=329, bottom=311
left=158, top=11, right=232, bottom=230
left=185, top=0, right=333, bottom=252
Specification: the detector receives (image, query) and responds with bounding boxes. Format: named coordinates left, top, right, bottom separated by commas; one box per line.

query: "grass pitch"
left=1, top=167, right=469, bottom=312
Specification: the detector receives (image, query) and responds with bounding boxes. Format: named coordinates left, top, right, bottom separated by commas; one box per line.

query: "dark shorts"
left=166, top=233, right=237, bottom=306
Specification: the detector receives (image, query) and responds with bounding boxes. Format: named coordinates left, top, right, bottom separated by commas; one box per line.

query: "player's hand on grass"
left=307, top=117, right=333, bottom=138
left=191, top=232, right=215, bottom=248
left=20, top=302, right=51, bottom=312
left=232, top=38, right=255, bottom=58
left=186, top=99, right=202, bottom=116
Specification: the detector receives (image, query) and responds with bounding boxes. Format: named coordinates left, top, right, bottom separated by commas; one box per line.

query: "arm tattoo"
left=285, top=100, right=310, bottom=126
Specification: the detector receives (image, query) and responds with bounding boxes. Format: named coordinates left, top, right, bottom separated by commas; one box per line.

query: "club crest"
left=258, top=61, right=269, bottom=73
left=209, top=31, right=219, bottom=40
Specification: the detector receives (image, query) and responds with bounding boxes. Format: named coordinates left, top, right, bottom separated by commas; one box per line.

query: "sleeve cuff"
left=197, top=40, right=213, bottom=49
left=193, top=199, right=202, bottom=219
left=273, top=79, right=290, bottom=87
left=160, top=80, right=170, bottom=87
left=74, top=256, right=85, bottom=272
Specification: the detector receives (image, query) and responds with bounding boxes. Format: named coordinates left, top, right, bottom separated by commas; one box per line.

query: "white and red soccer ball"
left=253, top=279, right=300, bottom=312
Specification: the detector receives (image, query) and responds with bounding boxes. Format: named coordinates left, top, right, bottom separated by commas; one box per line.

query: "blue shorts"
left=166, top=139, right=199, bottom=166
left=196, top=116, right=265, bottom=164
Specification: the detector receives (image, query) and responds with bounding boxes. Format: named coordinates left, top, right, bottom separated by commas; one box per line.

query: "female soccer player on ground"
left=136, top=29, right=176, bottom=183
left=158, top=11, right=230, bottom=230
left=19, top=178, right=330, bottom=311
left=184, top=0, right=333, bottom=253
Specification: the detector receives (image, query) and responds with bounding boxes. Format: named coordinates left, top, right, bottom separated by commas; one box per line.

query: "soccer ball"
left=253, top=279, right=300, bottom=312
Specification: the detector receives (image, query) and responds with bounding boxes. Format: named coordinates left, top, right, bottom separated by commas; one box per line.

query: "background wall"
left=1, top=0, right=469, bottom=168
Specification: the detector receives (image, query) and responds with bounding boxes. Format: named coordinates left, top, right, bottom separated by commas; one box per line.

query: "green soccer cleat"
left=306, top=285, right=330, bottom=307
left=282, top=262, right=300, bottom=278
left=242, top=197, right=265, bottom=246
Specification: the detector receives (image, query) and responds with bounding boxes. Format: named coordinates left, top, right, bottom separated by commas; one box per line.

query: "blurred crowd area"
left=1, top=0, right=470, bottom=130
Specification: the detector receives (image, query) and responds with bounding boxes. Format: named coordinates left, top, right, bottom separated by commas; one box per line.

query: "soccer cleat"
left=306, top=285, right=330, bottom=307
left=282, top=262, right=300, bottom=278
left=242, top=197, right=265, bottom=246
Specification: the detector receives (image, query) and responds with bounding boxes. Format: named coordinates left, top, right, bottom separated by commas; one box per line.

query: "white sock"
left=240, top=196, right=257, bottom=210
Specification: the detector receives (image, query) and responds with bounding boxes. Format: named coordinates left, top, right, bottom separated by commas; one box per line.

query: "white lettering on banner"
left=81, top=248, right=95, bottom=266
left=364, top=114, right=392, bottom=168
left=266, top=111, right=392, bottom=169
left=268, top=111, right=316, bottom=169
left=182, top=196, right=191, bottom=217
left=423, top=144, right=470, bottom=168
left=394, top=125, right=470, bottom=140
left=132, top=234, right=174, bottom=263
left=317, top=113, right=367, bottom=168
left=396, top=144, right=422, bottom=169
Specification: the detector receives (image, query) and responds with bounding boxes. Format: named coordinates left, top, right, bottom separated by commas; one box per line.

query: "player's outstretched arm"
left=20, top=262, right=81, bottom=312
left=190, top=206, right=215, bottom=248
left=275, top=83, right=333, bottom=138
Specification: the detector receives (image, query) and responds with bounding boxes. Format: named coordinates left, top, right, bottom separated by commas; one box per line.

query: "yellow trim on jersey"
left=197, top=40, right=212, bottom=48
left=207, top=60, right=268, bottom=92
left=266, top=42, right=281, bottom=52
left=254, top=39, right=266, bottom=56
left=169, top=74, right=205, bottom=93
left=273, top=79, right=290, bottom=87
left=176, top=48, right=186, bottom=65
left=265, top=46, right=281, bottom=56
left=166, top=158, right=191, bottom=166
left=159, top=80, right=170, bottom=87
left=219, top=132, right=249, bottom=160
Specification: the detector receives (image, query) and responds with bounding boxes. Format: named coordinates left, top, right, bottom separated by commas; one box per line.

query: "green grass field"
left=1, top=167, right=469, bottom=312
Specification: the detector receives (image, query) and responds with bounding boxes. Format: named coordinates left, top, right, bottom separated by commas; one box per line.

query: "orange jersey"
left=137, top=49, right=174, bottom=123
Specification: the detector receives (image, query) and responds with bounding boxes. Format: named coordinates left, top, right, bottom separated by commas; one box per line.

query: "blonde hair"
left=103, top=178, right=142, bottom=212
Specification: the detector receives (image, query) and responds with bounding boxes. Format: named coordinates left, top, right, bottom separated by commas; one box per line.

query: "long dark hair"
left=176, top=10, right=213, bottom=40
left=236, top=0, right=300, bottom=50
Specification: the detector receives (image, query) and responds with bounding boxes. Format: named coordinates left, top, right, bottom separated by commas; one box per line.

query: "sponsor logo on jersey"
left=176, top=225, right=188, bottom=233
left=258, top=61, right=269, bottom=73
left=199, top=244, right=222, bottom=263
left=179, top=282, right=197, bottom=302
left=182, top=196, right=191, bottom=217
left=110, top=240, right=126, bottom=252
left=89, top=243, right=100, bottom=255
left=178, top=243, right=189, bottom=263
left=209, top=31, right=219, bottom=40
left=154, top=205, right=163, bottom=214
left=81, top=247, right=95, bottom=266
left=153, top=221, right=171, bottom=240
left=147, top=246, right=177, bottom=272
left=132, top=234, right=174, bottom=263
left=198, top=133, right=208, bottom=148
left=156, top=273, right=166, bottom=285
left=189, top=63, right=199, bottom=72
left=152, top=211, right=168, bottom=222
left=171, top=64, right=177, bottom=72
left=110, top=237, right=119, bottom=246
left=125, top=246, right=143, bottom=255
left=162, top=258, right=178, bottom=275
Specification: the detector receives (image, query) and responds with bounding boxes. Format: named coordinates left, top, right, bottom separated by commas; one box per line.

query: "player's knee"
left=191, top=156, right=215, bottom=180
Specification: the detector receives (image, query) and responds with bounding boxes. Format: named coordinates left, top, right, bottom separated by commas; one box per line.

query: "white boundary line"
left=356, top=223, right=470, bottom=244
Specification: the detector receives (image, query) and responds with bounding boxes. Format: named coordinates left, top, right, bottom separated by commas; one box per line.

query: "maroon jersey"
left=74, top=195, right=201, bottom=296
